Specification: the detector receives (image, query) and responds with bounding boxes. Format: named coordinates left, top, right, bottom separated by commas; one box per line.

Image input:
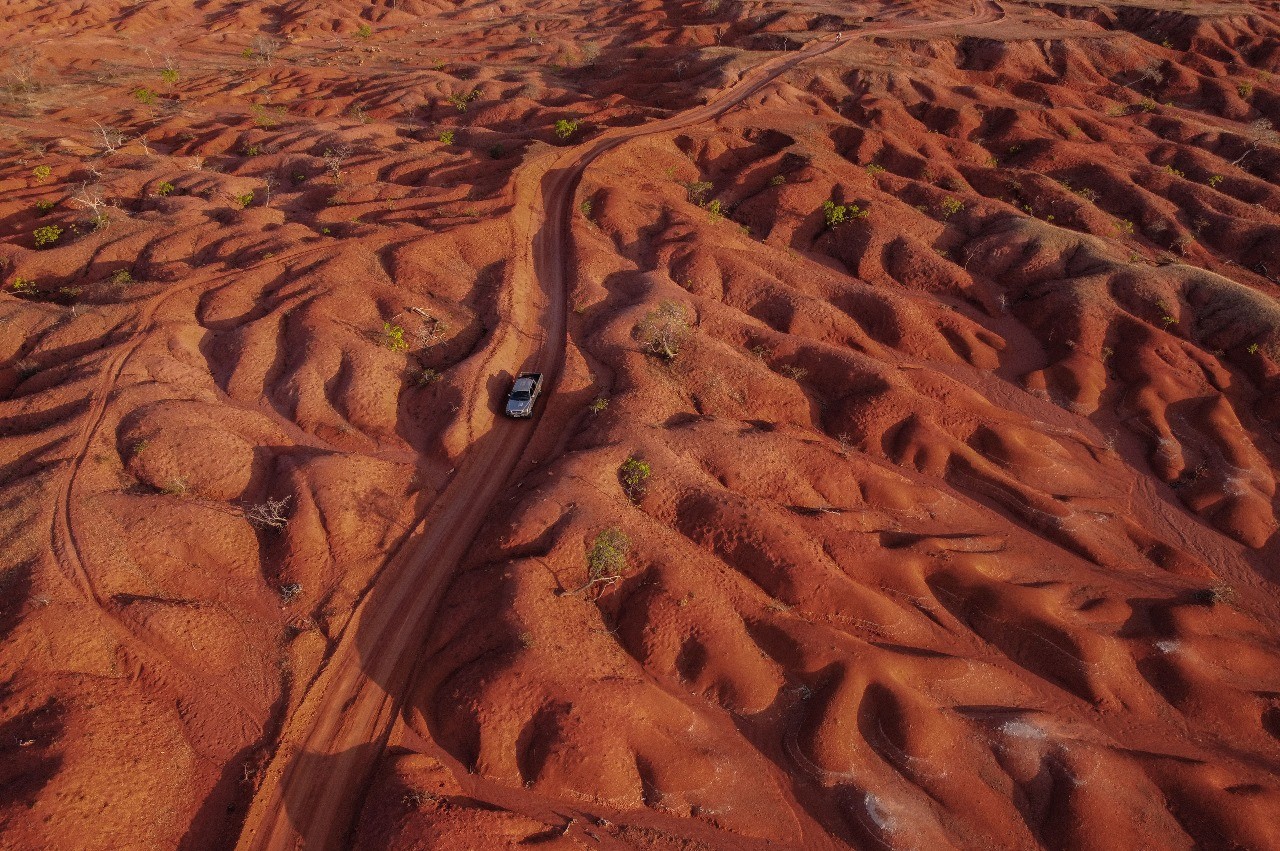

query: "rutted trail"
left=233, top=4, right=1004, bottom=849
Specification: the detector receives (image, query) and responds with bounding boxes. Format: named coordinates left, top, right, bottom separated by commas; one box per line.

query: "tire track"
left=233, top=5, right=1006, bottom=848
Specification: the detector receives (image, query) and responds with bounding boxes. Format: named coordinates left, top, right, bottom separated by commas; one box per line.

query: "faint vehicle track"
left=223, top=4, right=1006, bottom=848
left=47, top=242, right=344, bottom=734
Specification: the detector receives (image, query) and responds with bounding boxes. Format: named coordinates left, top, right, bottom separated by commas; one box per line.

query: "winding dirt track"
left=234, top=5, right=1003, bottom=848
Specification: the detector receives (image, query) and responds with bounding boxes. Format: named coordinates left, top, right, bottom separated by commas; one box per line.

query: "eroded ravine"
left=233, top=4, right=1004, bottom=848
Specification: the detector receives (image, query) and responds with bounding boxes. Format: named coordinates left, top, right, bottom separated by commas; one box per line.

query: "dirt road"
left=234, top=5, right=1003, bottom=848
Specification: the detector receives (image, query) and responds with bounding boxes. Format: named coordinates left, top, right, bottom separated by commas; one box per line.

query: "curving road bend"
left=234, top=4, right=1003, bottom=849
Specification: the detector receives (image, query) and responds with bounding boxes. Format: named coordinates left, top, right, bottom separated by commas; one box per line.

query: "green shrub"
left=161, top=67, right=179, bottom=84
left=355, top=22, right=373, bottom=38
left=579, top=199, right=593, bottom=219
left=31, top=165, right=51, bottom=182
left=35, top=200, right=54, bottom=215
left=705, top=198, right=724, bottom=221
left=162, top=478, right=188, bottom=497
left=823, top=199, right=848, bottom=227
left=586, top=527, right=629, bottom=581
left=940, top=197, right=965, bottom=220
left=769, top=174, right=786, bottom=186
left=1238, top=81, right=1253, bottom=98
left=382, top=322, right=409, bottom=352
left=619, top=456, right=651, bottom=500
left=33, top=225, right=62, bottom=248
left=233, top=191, right=254, bottom=209
left=9, top=277, right=37, bottom=295
left=446, top=92, right=476, bottom=111
left=134, top=87, right=158, bottom=105
left=438, top=129, right=455, bottom=145
left=682, top=180, right=712, bottom=204
left=109, top=269, right=133, bottom=286
left=156, top=181, right=175, bottom=197
left=865, top=163, right=886, bottom=175
left=554, top=118, right=581, bottom=140
left=250, top=103, right=283, bottom=128
left=636, top=300, right=689, bottom=360
left=823, top=199, right=868, bottom=227
left=1208, top=174, right=1223, bottom=188
left=589, top=395, right=609, bottom=413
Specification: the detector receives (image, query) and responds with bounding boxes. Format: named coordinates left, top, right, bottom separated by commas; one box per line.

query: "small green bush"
left=823, top=199, right=848, bottom=227
left=161, top=67, right=179, bottom=84
left=682, top=180, right=712, bottom=204
left=33, top=225, right=62, bottom=248
left=250, top=103, right=283, bottom=128
left=134, top=87, right=158, bottom=105
left=438, top=129, right=455, bottom=145
left=589, top=395, right=609, bottom=413
left=109, top=269, right=133, bottom=287
left=940, top=197, right=965, bottom=220
left=554, top=118, right=581, bottom=140
left=382, top=322, right=409, bottom=352
left=619, top=456, right=651, bottom=500
left=823, top=199, right=868, bottom=227
left=9, top=277, right=37, bottom=295
left=233, top=191, right=254, bottom=209
left=355, top=22, right=373, bottom=38
left=446, top=92, right=475, bottom=111
left=156, top=181, right=175, bottom=196
left=586, top=527, right=629, bottom=581
left=865, top=163, right=886, bottom=175
left=31, top=165, right=51, bottom=182
left=636, top=300, right=689, bottom=360
left=35, top=200, right=54, bottom=215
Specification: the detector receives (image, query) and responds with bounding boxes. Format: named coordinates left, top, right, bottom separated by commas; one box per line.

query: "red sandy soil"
left=1, top=0, right=1279, bottom=849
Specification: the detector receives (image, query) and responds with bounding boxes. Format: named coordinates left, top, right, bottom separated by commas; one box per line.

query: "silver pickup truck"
left=504, top=372, right=543, bottom=418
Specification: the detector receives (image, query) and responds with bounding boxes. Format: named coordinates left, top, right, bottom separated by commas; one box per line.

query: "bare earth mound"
left=1, top=0, right=1279, bottom=848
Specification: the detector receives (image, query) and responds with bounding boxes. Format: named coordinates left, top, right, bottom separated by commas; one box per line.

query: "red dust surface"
left=1, top=0, right=1279, bottom=849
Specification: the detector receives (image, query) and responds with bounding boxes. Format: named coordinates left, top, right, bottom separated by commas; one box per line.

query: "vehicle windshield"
left=511, top=391, right=531, bottom=401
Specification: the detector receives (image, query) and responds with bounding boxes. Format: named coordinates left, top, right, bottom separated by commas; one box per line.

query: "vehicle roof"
left=512, top=377, right=536, bottom=391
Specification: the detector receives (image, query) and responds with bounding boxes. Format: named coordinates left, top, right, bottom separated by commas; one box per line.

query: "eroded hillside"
left=1, top=0, right=1279, bottom=849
